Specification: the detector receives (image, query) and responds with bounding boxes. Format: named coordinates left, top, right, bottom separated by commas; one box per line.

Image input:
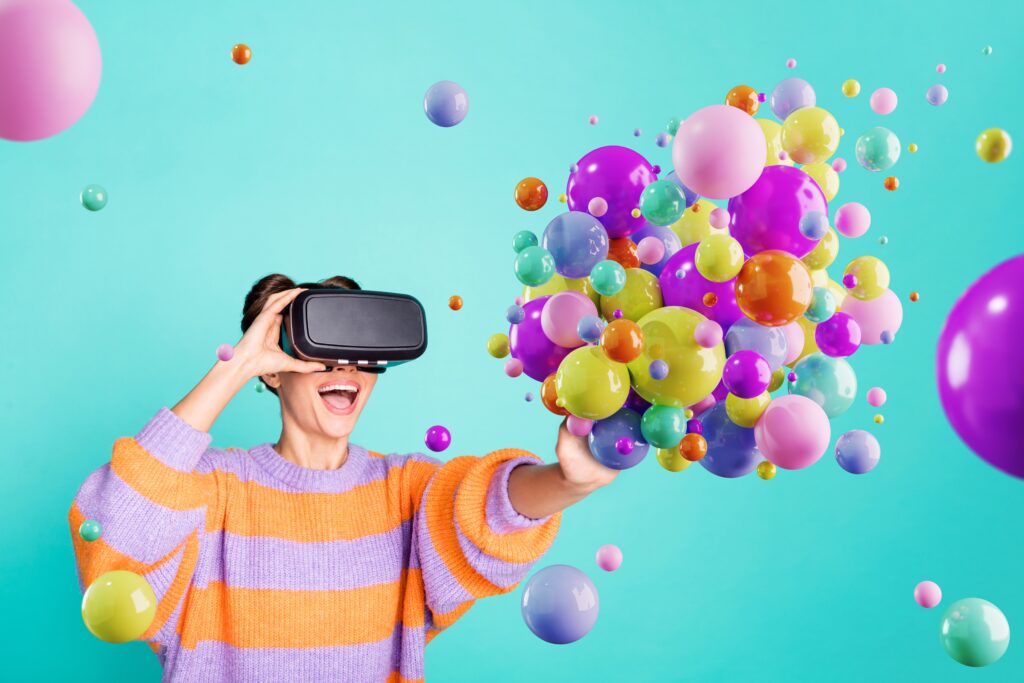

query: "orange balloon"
left=231, top=43, right=252, bottom=65
left=734, top=250, right=813, bottom=326
left=679, top=433, right=708, bottom=461
left=607, top=238, right=640, bottom=269
left=541, top=373, right=569, bottom=416
left=600, top=319, right=644, bottom=363
left=883, top=176, right=899, bottom=191
left=725, top=85, right=760, bottom=116
left=703, top=292, right=718, bottom=307
left=448, top=295, right=463, bottom=310
left=515, top=177, right=548, bottom=211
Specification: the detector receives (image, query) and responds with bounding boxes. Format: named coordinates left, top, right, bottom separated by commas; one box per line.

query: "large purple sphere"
left=659, top=243, right=743, bottom=329
left=728, top=166, right=827, bottom=257
left=566, top=146, right=656, bottom=239
left=509, top=296, right=573, bottom=381
left=815, top=312, right=862, bottom=358
left=937, top=255, right=1024, bottom=478
left=521, top=564, right=600, bottom=644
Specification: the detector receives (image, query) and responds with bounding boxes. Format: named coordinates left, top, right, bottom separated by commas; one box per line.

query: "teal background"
left=1, top=0, right=1022, bottom=680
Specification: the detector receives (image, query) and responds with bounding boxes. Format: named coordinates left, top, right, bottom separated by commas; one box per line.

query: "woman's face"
left=271, top=365, right=378, bottom=439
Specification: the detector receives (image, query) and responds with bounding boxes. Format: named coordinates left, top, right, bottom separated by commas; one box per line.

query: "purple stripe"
left=75, top=464, right=205, bottom=564
left=485, top=457, right=553, bottom=533
left=454, top=517, right=533, bottom=590
left=192, top=522, right=412, bottom=591
left=157, top=624, right=422, bottom=682
left=135, top=407, right=212, bottom=472
left=412, top=508, right=475, bottom=615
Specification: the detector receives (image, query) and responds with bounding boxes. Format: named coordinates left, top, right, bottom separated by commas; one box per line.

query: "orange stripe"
left=454, top=450, right=562, bottom=564
left=431, top=599, right=475, bottom=630
left=425, top=628, right=440, bottom=644
left=178, top=578, right=409, bottom=649
left=422, top=457, right=503, bottom=599
left=142, top=531, right=201, bottom=640
left=401, top=568, right=426, bottom=629
left=69, top=502, right=153, bottom=583
left=110, top=437, right=215, bottom=511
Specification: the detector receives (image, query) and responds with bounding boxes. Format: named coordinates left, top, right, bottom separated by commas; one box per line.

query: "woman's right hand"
left=233, top=288, right=328, bottom=379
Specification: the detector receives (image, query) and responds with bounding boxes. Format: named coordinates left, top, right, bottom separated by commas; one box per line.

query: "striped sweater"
left=69, top=407, right=561, bottom=681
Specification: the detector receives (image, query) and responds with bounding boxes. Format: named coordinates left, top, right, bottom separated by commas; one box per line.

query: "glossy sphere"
left=883, top=176, right=899, bottom=191
left=937, top=255, right=1024, bottom=477
left=640, top=404, right=688, bottom=449
left=231, top=43, right=251, bottom=65
left=487, top=333, right=509, bottom=358
left=541, top=373, right=569, bottom=417
left=555, top=346, right=630, bottom=420
left=606, top=237, right=640, bottom=269
left=695, top=233, right=744, bottom=282
left=514, top=246, right=556, bottom=287
left=216, top=343, right=234, bottom=362
left=588, top=408, right=648, bottom=469
left=423, top=81, right=468, bottom=127
left=814, top=311, right=862, bottom=357
left=509, top=296, right=572, bottom=380
left=728, top=165, right=827, bottom=258
left=789, top=352, right=857, bottom=417
left=595, top=544, right=622, bottom=572
left=79, top=519, right=102, bottom=542
left=735, top=250, right=814, bottom=326
left=448, top=295, right=463, bottom=311
left=754, top=394, right=830, bottom=470
left=601, top=319, right=644, bottom=363
left=512, top=230, right=538, bottom=253
left=725, top=391, right=770, bottom=428
left=656, top=445, right=691, bottom=472
left=698, top=401, right=763, bottom=478
left=506, top=305, right=525, bottom=324
left=834, top=202, right=871, bottom=239
left=756, top=460, right=777, bottom=480
left=725, top=84, right=760, bottom=115
left=801, top=163, right=839, bottom=202
left=915, top=581, right=943, bottom=608
left=770, top=77, right=816, bottom=120
left=590, top=260, right=628, bottom=296
left=803, top=228, right=839, bottom=270
left=639, top=179, right=687, bottom=226
left=671, top=104, right=767, bottom=199
left=976, top=128, right=1012, bottom=163
left=842, top=79, right=861, bottom=97
left=567, top=146, right=656, bottom=238
left=939, top=598, right=1010, bottom=667
left=81, top=184, right=107, bottom=211
left=855, top=127, right=901, bottom=172
left=834, top=429, right=880, bottom=474
left=804, top=286, right=836, bottom=323
left=843, top=257, right=889, bottom=301
left=679, top=432, right=708, bottom=461
left=543, top=211, right=610, bottom=279
left=599, top=268, right=662, bottom=322
left=424, top=425, right=451, bottom=452
left=869, top=87, right=898, bottom=115
left=926, top=84, right=948, bottom=106
left=723, top=350, right=772, bottom=399
left=723, top=317, right=789, bottom=370
left=81, top=571, right=157, bottom=643
left=757, top=119, right=793, bottom=167
left=521, top=565, right=599, bottom=644
left=780, top=106, right=840, bottom=164
left=515, top=177, right=548, bottom=211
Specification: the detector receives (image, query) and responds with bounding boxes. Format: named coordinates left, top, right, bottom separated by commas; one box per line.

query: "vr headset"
left=281, top=289, right=427, bottom=373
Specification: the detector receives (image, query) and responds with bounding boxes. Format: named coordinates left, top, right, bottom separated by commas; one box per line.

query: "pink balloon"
left=694, top=319, right=723, bottom=348
left=709, top=207, right=730, bottom=229
left=869, top=87, right=898, bottom=116
left=672, top=105, right=767, bottom=200
left=832, top=158, right=847, bottom=173
left=914, top=580, right=942, bottom=608
left=781, top=322, right=805, bottom=365
left=540, top=291, right=597, bottom=348
left=0, top=0, right=102, bottom=141
left=596, top=544, right=623, bottom=572
left=504, top=357, right=524, bottom=377
left=567, top=415, right=594, bottom=437
left=835, top=202, right=871, bottom=238
left=867, top=387, right=887, bottom=407
left=754, top=395, right=831, bottom=470
left=689, top=394, right=716, bottom=414
left=840, top=289, right=903, bottom=344
left=636, top=236, right=666, bottom=265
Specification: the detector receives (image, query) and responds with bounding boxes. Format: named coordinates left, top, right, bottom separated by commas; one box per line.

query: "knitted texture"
left=70, top=407, right=561, bottom=681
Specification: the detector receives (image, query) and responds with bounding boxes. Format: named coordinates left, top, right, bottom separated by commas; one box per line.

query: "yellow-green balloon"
left=523, top=274, right=599, bottom=306
left=801, top=161, right=840, bottom=202
left=669, top=199, right=719, bottom=246
left=802, top=227, right=839, bottom=271
left=844, top=256, right=889, bottom=301
left=627, top=306, right=725, bottom=408
left=599, top=268, right=663, bottom=322
left=81, top=570, right=157, bottom=643
left=756, top=119, right=794, bottom=167
left=554, top=346, right=630, bottom=420
left=781, top=106, right=840, bottom=164
left=695, top=233, right=744, bottom=282
left=487, top=333, right=510, bottom=358
left=656, top=445, right=691, bottom=472
left=725, top=391, right=770, bottom=427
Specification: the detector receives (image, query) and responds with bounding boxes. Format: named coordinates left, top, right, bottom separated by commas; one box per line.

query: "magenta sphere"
left=216, top=343, right=235, bottom=361
left=567, top=146, right=656, bottom=238
left=814, top=312, right=862, bottom=357
left=595, top=544, right=623, bottom=572
left=686, top=418, right=703, bottom=435
left=728, top=166, right=827, bottom=257
left=722, top=350, right=772, bottom=399
left=615, top=437, right=634, bottom=455
left=914, top=581, right=942, bottom=608
left=660, top=244, right=743, bottom=328
left=425, top=425, right=451, bottom=452
left=509, top=296, right=573, bottom=381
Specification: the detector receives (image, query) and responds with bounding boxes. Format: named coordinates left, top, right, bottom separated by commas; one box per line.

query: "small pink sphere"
left=778, top=150, right=789, bottom=161
left=514, top=296, right=523, bottom=306
left=835, top=202, right=871, bottom=238
left=567, top=415, right=594, bottom=437
left=709, top=207, right=730, bottom=229
left=914, top=580, right=942, bottom=608
left=936, top=64, right=946, bottom=74
left=689, top=394, right=716, bottom=415
left=504, top=357, right=524, bottom=377
left=596, top=544, right=623, bottom=572
left=869, top=87, right=898, bottom=115
left=867, top=387, right=888, bottom=407
left=541, top=291, right=597, bottom=348
left=216, top=343, right=235, bottom=361
left=786, top=58, right=797, bottom=69
left=694, top=319, right=724, bottom=348
left=831, top=158, right=847, bottom=173
left=589, top=115, right=598, bottom=125
left=636, top=236, right=666, bottom=265
left=587, top=196, right=609, bottom=217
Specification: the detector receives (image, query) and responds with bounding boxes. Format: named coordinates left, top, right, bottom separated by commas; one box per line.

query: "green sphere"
left=589, top=260, right=627, bottom=297
left=514, top=246, right=555, bottom=287
left=940, top=598, right=1010, bottom=667
left=79, top=519, right=102, bottom=542
left=639, top=180, right=686, bottom=226
left=255, top=382, right=266, bottom=393
left=804, top=287, right=836, bottom=323
left=640, top=404, right=687, bottom=449
left=666, top=117, right=682, bottom=135
left=788, top=353, right=857, bottom=418
left=81, top=184, right=108, bottom=212
left=512, top=230, right=538, bottom=253
left=854, top=127, right=901, bottom=172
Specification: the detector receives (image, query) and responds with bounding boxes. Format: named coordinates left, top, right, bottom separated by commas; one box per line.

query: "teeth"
left=318, top=383, right=358, bottom=394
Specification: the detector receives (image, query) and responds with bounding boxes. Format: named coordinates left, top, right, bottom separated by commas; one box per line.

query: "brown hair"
left=242, top=274, right=360, bottom=395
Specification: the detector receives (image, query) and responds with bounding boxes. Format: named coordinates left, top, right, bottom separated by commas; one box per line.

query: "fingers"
left=286, top=357, right=328, bottom=374
left=260, top=288, right=306, bottom=318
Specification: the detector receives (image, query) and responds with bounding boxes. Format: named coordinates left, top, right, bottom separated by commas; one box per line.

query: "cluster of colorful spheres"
left=487, top=78, right=911, bottom=482
left=913, top=580, right=1011, bottom=668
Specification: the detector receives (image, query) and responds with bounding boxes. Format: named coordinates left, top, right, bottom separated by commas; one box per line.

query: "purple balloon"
left=521, top=564, right=599, bottom=644
left=588, top=408, right=649, bottom=470
left=659, top=244, right=743, bottom=329
left=815, top=311, right=862, bottom=357
left=724, top=317, right=789, bottom=370
left=722, top=350, right=772, bottom=398
left=566, top=146, right=656, bottom=239
left=937, top=255, right=1024, bottom=478
left=770, top=77, right=816, bottom=120
left=631, top=222, right=682, bottom=277
left=624, top=387, right=652, bottom=414
left=509, top=296, right=572, bottom=381
left=728, top=166, right=827, bottom=258
left=698, top=401, right=764, bottom=478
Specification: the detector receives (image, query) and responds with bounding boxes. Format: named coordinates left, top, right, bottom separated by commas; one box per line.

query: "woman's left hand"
left=554, top=419, right=618, bottom=494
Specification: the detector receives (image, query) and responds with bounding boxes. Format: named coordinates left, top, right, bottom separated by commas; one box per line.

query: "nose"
left=333, top=365, right=359, bottom=373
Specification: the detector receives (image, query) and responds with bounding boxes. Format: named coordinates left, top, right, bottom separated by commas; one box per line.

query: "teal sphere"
left=255, top=382, right=266, bottom=393
left=589, top=260, right=627, bottom=297
left=855, top=127, right=901, bottom=172
left=512, top=229, right=539, bottom=253
left=639, top=180, right=686, bottom=226
left=514, top=246, right=555, bottom=287
left=81, top=184, right=108, bottom=211
left=789, top=353, right=857, bottom=418
left=940, top=598, right=1010, bottom=667
left=640, top=404, right=687, bottom=449
left=79, top=519, right=102, bottom=542
left=804, top=287, right=837, bottom=323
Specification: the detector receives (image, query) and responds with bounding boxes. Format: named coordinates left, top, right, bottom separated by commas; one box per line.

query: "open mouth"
left=316, top=380, right=360, bottom=415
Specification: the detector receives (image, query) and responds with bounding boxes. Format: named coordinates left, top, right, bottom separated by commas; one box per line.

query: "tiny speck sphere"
left=525, top=392, right=534, bottom=402
left=926, top=84, right=948, bottom=106
left=255, top=382, right=265, bottom=393
left=588, top=115, right=598, bottom=125
left=786, top=58, right=796, bottom=68
left=777, top=150, right=788, bottom=161
left=505, top=357, right=524, bottom=377
left=874, top=414, right=885, bottom=424
left=595, top=544, right=623, bottom=572
left=558, top=193, right=567, bottom=203
left=983, top=45, right=993, bottom=55
left=686, top=418, right=703, bottom=435
left=655, top=132, right=671, bottom=148
left=424, top=425, right=451, bottom=452
left=843, top=274, right=858, bottom=289
left=216, top=344, right=235, bottom=362
left=81, top=184, right=108, bottom=211
left=787, top=372, right=798, bottom=383
left=633, top=128, right=642, bottom=137
left=884, top=176, right=900, bottom=191
left=880, top=330, right=895, bottom=344
left=652, top=165, right=661, bottom=175
left=867, top=387, right=887, bottom=407
left=231, top=43, right=252, bottom=65
left=588, top=196, right=608, bottom=217
left=613, top=309, right=623, bottom=319
left=879, top=236, right=889, bottom=245
left=909, top=291, right=920, bottom=302
left=832, top=158, right=847, bottom=172
left=615, top=437, right=634, bottom=455
left=506, top=305, right=526, bottom=324
left=709, top=207, right=730, bottom=229
left=757, top=460, right=776, bottom=480
left=79, top=519, right=103, bottom=542
left=936, top=64, right=946, bottom=74
left=630, top=208, right=642, bottom=218
left=908, top=143, right=918, bottom=153
left=448, top=295, right=463, bottom=311
left=570, top=163, right=579, bottom=173
left=914, top=580, right=942, bottom=608
left=649, top=359, right=669, bottom=380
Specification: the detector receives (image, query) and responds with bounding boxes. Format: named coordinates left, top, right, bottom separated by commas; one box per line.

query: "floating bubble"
left=81, top=571, right=157, bottom=643
left=81, top=184, right=108, bottom=212
left=926, top=84, right=948, bottom=106
left=512, top=230, right=538, bottom=253
left=487, top=332, right=510, bottom=358
left=725, top=84, right=760, bottom=116
left=231, top=43, right=252, bottom=65
left=976, top=128, right=1012, bottom=163
left=595, top=544, right=622, bottom=572
left=506, top=305, right=525, bottom=324
left=869, top=87, right=898, bottom=115
left=588, top=407, right=648, bottom=469
left=79, top=519, right=102, bottom=542
left=424, top=425, right=452, bottom=452
left=841, top=79, right=860, bottom=98
left=834, top=429, right=880, bottom=473
left=855, top=127, right=901, bottom=172
left=448, top=295, right=463, bottom=311
left=514, top=246, right=556, bottom=287
left=789, top=353, right=857, bottom=417
left=522, top=565, right=599, bottom=644
left=866, top=387, right=887, bottom=407
left=423, top=81, right=468, bottom=127
left=939, top=598, right=1010, bottom=667
left=915, top=580, right=942, bottom=608
left=515, top=177, right=548, bottom=211
left=216, top=344, right=234, bottom=362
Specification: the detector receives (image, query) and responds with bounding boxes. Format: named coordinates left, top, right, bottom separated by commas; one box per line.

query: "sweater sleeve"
left=69, top=407, right=217, bottom=642
left=412, top=449, right=561, bottom=637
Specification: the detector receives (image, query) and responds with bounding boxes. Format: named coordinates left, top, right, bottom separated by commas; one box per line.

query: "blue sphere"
left=423, top=80, right=468, bottom=127
left=506, top=305, right=525, bottom=324
left=542, top=211, right=609, bottom=279
left=576, top=315, right=605, bottom=344
left=799, top=210, right=829, bottom=240
left=698, top=401, right=764, bottom=478
left=587, top=408, right=649, bottom=469
left=835, top=429, right=881, bottom=474
left=521, top=565, right=600, bottom=644
left=724, top=318, right=789, bottom=371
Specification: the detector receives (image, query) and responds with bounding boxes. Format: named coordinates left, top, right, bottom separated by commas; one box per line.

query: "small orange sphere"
left=703, top=292, right=718, bottom=307
left=909, top=291, right=920, bottom=302
left=231, top=43, right=252, bottom=65
left=725, top=85, right=760, bottom=116
left=514, top=177, right=548, bottom=211
left=448, top=295, right=463, bottom=310
left=883, top=176, right=899, bottom=191
left=679, top=433, right=708, bottom=462
left=606, top=237, right=640, bottom=269
left=734, top=250, right=814, bottom=326
left=600, top=319, right=644, bottom=363
left=691, top=203, right=701, bottom=213
left=541, top=373, right=569, bottom=416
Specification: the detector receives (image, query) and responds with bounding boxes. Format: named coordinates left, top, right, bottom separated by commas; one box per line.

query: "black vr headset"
left=281, top=289, right=427, bottom=373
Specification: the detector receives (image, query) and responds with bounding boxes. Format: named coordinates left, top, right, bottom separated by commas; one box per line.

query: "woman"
left=70, top=273, right=617, bottom=682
